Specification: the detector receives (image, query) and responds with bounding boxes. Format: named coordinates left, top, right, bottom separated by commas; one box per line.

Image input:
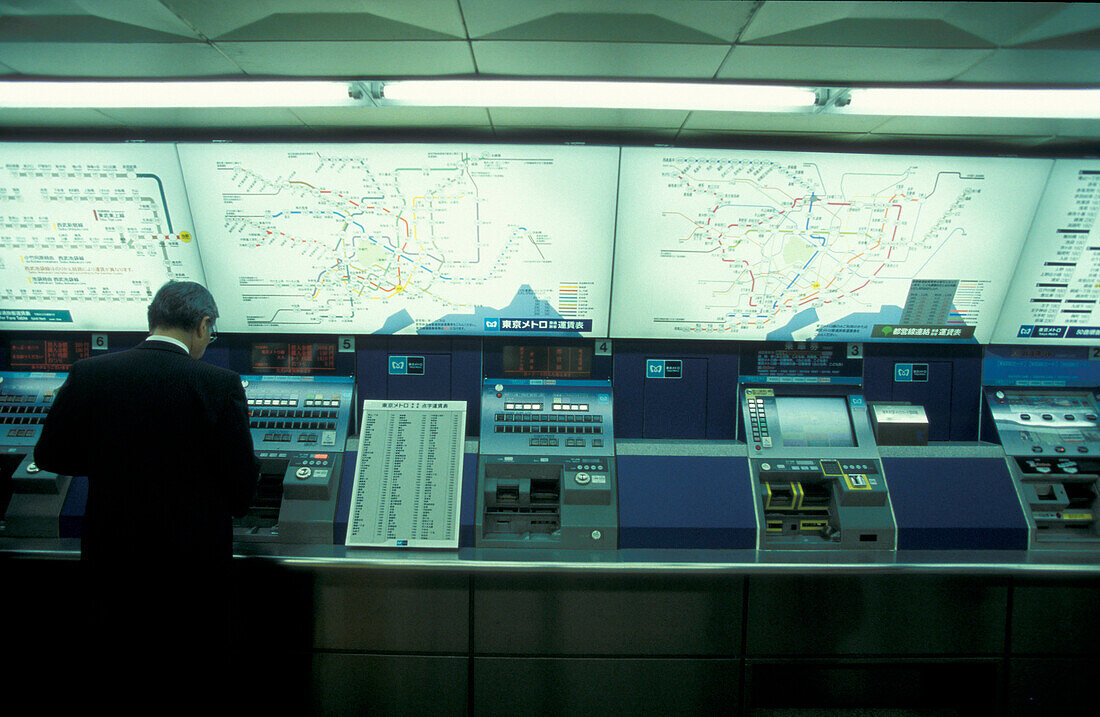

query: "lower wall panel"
left=746, top=658, right=1003, bottom=715
left=473, top=573, right=744, bottom=655
left=1007, top=657, right=1100, bottom=717
left=312, top=653, right=469, bottom=716
left=474, top=657, right=740, bottom=717
left=746, top=575, right=1009, bottom=656
left=1011, top=580, right=1100, bottom=656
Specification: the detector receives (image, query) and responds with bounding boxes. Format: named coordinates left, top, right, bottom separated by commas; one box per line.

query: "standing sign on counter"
left=346, top=400, right=467, bottom=549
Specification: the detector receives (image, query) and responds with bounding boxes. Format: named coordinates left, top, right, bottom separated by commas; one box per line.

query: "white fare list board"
left=346, top=400, right=466, bottom=549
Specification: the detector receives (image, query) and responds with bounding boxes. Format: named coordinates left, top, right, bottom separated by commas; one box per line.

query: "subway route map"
left=612, top=148, right=1053, bottom=342
left=179, top=144, right=618, bottom=335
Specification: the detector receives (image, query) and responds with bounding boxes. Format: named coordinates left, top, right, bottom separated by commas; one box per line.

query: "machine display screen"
left=503, top=345, right=592, bottom=379
left=775, top=396, right=855, bottom=448
left=250, top=342, right=336, bottom=374
left=8, top=338, right=91, bottom=370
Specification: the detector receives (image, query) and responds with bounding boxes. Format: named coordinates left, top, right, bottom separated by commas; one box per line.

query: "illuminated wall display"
left=0, top=142, right=1095, bottom=345
left=611, top=148, right=1052, bottom=343
left=992, top=160, right=1100, bottom=344
left=0, top=143, right=204, bottom=331
left=177, top=143, right=618, bottom=337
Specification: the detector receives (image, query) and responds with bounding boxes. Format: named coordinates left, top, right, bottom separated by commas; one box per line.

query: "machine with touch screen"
left=985, top=388, right=1100, bottom=548
left=237, top=340, right=355, bottom=543
left=741, top=383, right=897, bottom=549
left=476, top=343, right=617, bottom=549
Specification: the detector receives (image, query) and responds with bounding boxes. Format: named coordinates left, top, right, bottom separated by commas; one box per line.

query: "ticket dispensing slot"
left=483, top=462, right=562, bottom=538
left=986, top=388, right=1100, bottom=548
left=743, top=385, right=896, bottom=550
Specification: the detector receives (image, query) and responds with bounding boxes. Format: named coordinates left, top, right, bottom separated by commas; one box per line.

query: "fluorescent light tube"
left=846, top=88, right=1100, bottom=118
left=0, top=81, right=363, bottom=108
left=381, top=80, right=819, bottom=112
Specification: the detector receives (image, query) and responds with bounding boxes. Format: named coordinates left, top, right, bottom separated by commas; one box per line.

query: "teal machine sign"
left=646, top=359, right=683, bottom=379
left=388, top=356, right=425, bottom=375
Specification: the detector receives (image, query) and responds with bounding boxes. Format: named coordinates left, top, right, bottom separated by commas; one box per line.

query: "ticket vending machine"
left=239, top=374, right=355, bottom=544
left=0, top=371, right=75, bottom=539
left=985, top=387, right=1100, bottom=549
left=476, top=343, right=617, bottom=549
left=740, top=382, right=897, bottom=550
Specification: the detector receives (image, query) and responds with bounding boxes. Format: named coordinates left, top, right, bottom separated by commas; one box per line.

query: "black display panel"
left=8, top=338, right=91, bottom=370
left=502, top=345, right=592, bottom=379
left=250, top=342, right=336, bottom=375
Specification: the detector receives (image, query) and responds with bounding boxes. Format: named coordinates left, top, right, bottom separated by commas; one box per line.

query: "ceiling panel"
left=215, top=41, right=475, bottom=76
left=0, top=42, right=242, bottom=76
left=940, top=3, right=1066, bottom=45
left=1004, top=4, right=1100, bottom=46
left=473, top=41, right=730, bottom=77
left=717, top=45, right=992, bottom=82
left=160, top=0, right=466, bottom=40
left=869, top=115, right=1100, bottom=139
left=95, top=107, right=307, bottom=129
left=487, top=107, right=689, bottom=130
left=460, top=0, right=754, bottom=43
left=0, top=0, right=204, bottom=39
left=290, top=106, right=492, bottom=129
left=0, top=108, right=124, bottom=127
left=677, top=129, right=869, bottom=144
left=853, top=132, right=1054, bottom=147
left=953, top=49, right=1100, bottom=83
left=682, top=110, right=888, bottom=133
left=741, top=2, right=1067, bottom=48
left=0, top=1, right=1092, bottom=148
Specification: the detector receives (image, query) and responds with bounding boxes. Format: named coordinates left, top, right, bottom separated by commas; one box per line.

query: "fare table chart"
left=345, top=400, right=466, bottom=549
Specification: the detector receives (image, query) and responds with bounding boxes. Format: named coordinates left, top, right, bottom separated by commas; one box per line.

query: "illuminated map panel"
left=992, top=160, right=1100, bottom=344
left=611, top=148, right=1052, bottom=342
left=179, top=144, right=618, bottom=336
left=0, top=143, right=203, bottom=331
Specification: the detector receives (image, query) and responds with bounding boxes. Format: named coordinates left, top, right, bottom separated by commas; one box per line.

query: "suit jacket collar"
left=139, top=337, right=189, bottom=356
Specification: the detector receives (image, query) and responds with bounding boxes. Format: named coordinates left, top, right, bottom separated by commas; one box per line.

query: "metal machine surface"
left=0, top=372, right=72, bottom=538
left=476, top=343, right=617, bottom=548
left=741, top=383, right=897, bottom=550
left=241, top=374, right=355, bottom=544
left=985, top=387, right=1100, bottom=549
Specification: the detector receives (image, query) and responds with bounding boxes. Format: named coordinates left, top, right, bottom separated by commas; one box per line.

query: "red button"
left=314, top=453, right=329, bottom=459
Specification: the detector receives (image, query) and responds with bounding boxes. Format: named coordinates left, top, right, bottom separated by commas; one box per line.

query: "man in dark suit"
left=34, top=280, right=259, bottom=706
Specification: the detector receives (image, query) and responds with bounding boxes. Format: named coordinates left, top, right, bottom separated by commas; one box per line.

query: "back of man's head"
left=148, top=281, right=220, bottom=332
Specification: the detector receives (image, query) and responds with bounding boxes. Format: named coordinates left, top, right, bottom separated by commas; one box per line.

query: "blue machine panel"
left=387, top=352, right=452, bottom=400
left=885, top=457, right=1027, bottom=550
left=617, top=455, right=756, bottom=549
left=863, top=344, right=983, bottom=442
left=643, top=358, right=708, bottom=439
left=614, top=342, right=739, bottom=440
